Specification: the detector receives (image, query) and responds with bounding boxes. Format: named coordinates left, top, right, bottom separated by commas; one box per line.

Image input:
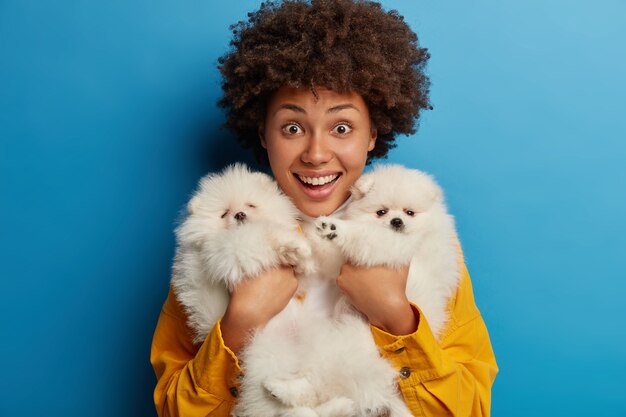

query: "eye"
left=376, top=209, right=387, bottom=217
left=404, top=209, right=416, bottom=216
left=246, top=203, right=256, bottom=208
left=220, top=210, right=229, bottom=219
left=282, top=123, right=303, bottom=135
left=332, top=123, right=352, bottom=135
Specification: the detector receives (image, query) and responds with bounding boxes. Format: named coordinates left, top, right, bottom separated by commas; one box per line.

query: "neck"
left=298, top=195, right=352, bottom=223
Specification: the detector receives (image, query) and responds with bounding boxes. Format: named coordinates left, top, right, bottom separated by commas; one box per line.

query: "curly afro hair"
left=218, top=0, right=431, bottom=163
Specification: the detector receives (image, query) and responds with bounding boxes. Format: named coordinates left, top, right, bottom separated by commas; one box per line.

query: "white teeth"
left=298, top=174, right=338, bottom=186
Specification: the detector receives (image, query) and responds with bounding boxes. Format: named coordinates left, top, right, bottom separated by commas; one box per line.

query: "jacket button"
left=229, top=387, right=239, bottom=397
left=399, top=367, right=411, bottom=379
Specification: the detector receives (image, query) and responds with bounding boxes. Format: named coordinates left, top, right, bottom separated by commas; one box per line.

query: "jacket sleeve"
left=150, top=286, right=240, bottom=417
left=371, top=261, right=498, bottom=416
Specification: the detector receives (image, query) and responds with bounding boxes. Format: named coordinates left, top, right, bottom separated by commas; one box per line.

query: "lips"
left=296, top=173, right=339, bottom=186
left=293, top=172, right=342, bottom=200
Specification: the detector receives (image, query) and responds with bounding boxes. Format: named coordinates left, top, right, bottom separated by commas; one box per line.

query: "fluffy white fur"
left=171, top=163, right=314, bottom=344
left=235, top=311, right=413, bottom=417
left=172, top=163, right=460, bottom=417
left=316, top=164, right=460, bottom=339
left=237, top=165, right=460, bottom=417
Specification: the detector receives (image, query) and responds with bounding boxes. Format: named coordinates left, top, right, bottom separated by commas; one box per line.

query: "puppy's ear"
left=187, top=196, right=200, bottom=214
left=422, top=174, right=443, bottom=203
left=431, top=184, right=443, bottom=202
left=252, top=172, right=276, bottom=189
left=351, top=174, right=375, bottom=200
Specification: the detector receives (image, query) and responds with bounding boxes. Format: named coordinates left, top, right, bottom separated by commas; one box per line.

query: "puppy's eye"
left=376, top=209, right=387, bottom=217
left=246, top=203, right=256, bottom=208
left=404, top=209, right=416, bottom=216
left=221, top=210, right=229, bottom=219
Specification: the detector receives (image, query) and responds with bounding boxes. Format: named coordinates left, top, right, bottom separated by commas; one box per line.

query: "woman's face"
left=261, top=86, right=377, bottom=217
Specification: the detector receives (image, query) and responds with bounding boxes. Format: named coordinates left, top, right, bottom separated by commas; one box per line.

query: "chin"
left=286, top=176, right=351, bottom=218
left=299, top=200, right=344, bottom=218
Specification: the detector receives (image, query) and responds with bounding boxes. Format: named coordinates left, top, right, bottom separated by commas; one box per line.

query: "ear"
left=350, top=174, right=375, bottom=201
left=253, top=171, right=275, bottom=188
left=258, top=125, right=267, bottom=149
left=430, top=183, right=443, bottom=202
left=187, top=196, right=200, bottom=214
left=367, top=128, right=377, bottom=152
left=422, top=173, right=443, bottom=203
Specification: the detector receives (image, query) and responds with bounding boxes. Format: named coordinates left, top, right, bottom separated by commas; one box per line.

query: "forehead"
left=359, top=176, right=437, bottom=211
left=266, top=86, right=370, bottom=118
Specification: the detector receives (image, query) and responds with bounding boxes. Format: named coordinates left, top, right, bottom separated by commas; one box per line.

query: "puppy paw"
left=278, top=239, right=313, bottom=270
left=314, top=217, right=338, bottom=241
left=278, top=245, right=300, bottom=267
left=294, top=256, right=316, bottom=277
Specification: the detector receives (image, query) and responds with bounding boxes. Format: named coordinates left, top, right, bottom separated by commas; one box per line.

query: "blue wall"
left=1, top=1, right=625, bottom=416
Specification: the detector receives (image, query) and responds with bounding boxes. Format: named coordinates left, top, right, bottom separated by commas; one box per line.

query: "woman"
left=151, top=1, right=498, bottom=416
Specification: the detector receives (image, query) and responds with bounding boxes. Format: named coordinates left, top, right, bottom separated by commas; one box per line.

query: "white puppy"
left=171, top=163, right=313, bottom=344
left=173, top=164, right=356, bottom=417
left=172, top=164, right=337, bottom=417
left=315, top=164, right=460, bottom=339
left=291, top=164, right=460, bottom=417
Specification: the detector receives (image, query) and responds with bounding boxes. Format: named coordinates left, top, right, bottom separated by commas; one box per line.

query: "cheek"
left=405, top=217, right=422, bottom=233
left=368, top=214, right=385, bottom=225
left=265, top=140, right=296, bottom=172
left=336, top=140, right=369, bottom=170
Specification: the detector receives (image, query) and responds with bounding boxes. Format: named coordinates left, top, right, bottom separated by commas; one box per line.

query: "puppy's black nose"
left=390, top=218, right=403, bottom=229
left=234, top=212, right=247, bottom=223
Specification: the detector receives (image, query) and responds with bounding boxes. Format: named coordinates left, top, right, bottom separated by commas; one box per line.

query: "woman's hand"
left=221, top=265, right=298, bottom=354
left=337, top=263, right=418, bottom=335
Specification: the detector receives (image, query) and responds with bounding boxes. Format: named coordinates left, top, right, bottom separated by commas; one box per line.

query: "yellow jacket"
left=151, top=258, right=498, bottom=416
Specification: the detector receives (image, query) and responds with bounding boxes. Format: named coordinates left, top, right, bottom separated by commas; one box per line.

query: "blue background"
left=1, top=1, right=625, bottom=416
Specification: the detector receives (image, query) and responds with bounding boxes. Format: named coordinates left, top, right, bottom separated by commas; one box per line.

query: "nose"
left=390, top=218, right=403, bottom=229
left=301, top=132, right=332, bottom=165
left=234, top=212, right=247, bottom=223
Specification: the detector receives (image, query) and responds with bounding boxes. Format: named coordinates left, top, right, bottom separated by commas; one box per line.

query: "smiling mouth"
left=294, top=173, right=341, bottom=187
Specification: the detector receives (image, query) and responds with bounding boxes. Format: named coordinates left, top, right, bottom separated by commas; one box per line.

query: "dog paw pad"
left=316, top=221, right=327, bottom=231
left=315, top=217, right=340, bottom=241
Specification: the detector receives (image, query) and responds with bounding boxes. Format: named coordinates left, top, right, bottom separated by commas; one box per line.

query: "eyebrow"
left=276, top=104, right=306, bottom=114
left=275, top=103, right=360, bottom=115
left=327, top=104, right=360, bottom=114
